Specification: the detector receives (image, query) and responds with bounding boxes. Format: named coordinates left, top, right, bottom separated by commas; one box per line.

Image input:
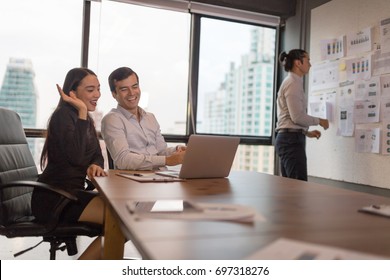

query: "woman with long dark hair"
left=32, top=68, right=106, bottom=259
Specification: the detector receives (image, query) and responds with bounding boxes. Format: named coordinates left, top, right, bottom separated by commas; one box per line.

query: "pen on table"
left=119, top=172, right=143, bottom=177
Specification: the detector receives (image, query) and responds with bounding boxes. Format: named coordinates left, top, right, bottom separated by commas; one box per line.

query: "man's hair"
left=108, top=67, right=139, bottom=92
left=279, top=49, right=307, bottom=72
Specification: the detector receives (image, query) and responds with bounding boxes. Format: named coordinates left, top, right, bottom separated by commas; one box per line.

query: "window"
left=197, top=17, right=276, bottom=139
left=89, top=0, right=190, bottom=135
left=0, top=0, right=83, bottom=164
left=0, top=0, right=83, bottom=129
left=194, top=16, right=276, bottom=174
left=0, top=0, right=279, bottom=175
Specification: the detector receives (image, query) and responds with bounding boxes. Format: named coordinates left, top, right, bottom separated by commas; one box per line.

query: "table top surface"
left=93, top=170, right=390, bottom=259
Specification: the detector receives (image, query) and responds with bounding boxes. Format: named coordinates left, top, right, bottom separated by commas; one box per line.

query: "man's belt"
left=277, top=128, right=305, bottom=134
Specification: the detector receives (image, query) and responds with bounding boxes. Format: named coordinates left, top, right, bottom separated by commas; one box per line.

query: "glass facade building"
left=201, top=28, right=275, bottom=172
left=0, top=58, right=39, bottom=161
left=0, top=58, right=37, bottom=128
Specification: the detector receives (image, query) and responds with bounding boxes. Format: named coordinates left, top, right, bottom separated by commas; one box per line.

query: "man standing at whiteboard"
left=275, top=49, right=329, bottom=181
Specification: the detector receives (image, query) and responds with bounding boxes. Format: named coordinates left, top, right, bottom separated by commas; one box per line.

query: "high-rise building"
left=202, top=28, right=275, bottom=173
left=0, top=58, right=37, bottom=128
left=0, top=58, right=38, bottom=162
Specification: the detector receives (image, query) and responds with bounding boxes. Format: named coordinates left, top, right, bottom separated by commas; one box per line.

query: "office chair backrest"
left=0, top=107, right=102, bottom=259
left=0, top=107, right=38, bottom=182
left=0, top=107, right=37, bottom=225
left=106, top=148, right=114, bottom=169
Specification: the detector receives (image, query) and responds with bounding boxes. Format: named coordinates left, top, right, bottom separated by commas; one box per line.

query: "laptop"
left=156, top=134, right=240, bottom=179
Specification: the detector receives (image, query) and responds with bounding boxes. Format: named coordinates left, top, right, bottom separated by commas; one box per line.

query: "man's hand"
left=306, top=130, right=321, bottom=139
left=166, top=150, right=186, bottom=166
left=319, top=118, right=329, bottom=130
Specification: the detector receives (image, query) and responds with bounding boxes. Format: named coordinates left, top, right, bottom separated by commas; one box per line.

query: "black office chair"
left=0, top=107, right=102, bottom=259
left=106, top=148, right=115, bottom=169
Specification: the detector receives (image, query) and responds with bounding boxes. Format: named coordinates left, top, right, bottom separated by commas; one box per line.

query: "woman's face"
left=75, top=74, right=101, bottom=112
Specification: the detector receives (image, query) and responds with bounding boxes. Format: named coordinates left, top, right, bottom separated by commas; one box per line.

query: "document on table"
left=246, top=238, right=388, bottom=260
left=359, top=204, right=390, bottom=218
left=126, top=200, right=265, bottom=223
left=117, top=172, right=184, bottom=182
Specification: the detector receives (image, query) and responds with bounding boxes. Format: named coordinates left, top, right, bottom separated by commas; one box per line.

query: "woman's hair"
left=60, top=67, right=97, bottom=104
left=279, top=49, right=307, bottom=72
left=40, top=67, right=97, bottom=170
left=108, top=67, right=139, bottom=93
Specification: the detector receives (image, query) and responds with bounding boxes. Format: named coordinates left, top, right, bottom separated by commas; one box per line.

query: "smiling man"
left=101, top=67, right=185, bottom=170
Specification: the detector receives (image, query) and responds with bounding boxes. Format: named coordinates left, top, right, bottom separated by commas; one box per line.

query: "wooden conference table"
left=92, top=170, right=390, bottom=260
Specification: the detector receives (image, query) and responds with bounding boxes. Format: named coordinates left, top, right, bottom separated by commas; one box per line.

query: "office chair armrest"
left=1, top=180, right=81, bottom=233
left=0, top=180, right=77, bottom=201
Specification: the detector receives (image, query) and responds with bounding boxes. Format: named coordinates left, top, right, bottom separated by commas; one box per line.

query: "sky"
left=0, top=0, right=84, bottom=127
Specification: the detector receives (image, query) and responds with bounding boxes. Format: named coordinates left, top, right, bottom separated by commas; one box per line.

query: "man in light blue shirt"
left=101, top=67, right=185, bottom=170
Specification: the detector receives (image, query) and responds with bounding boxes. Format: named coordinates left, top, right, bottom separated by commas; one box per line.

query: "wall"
left=307, top=0, right=390, bottom=188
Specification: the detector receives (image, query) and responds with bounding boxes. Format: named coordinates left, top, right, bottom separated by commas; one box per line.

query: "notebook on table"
left=156, top=134, right=240, bottom=179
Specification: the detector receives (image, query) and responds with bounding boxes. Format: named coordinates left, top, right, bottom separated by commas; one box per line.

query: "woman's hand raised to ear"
left=56, top=84, right=88, bottom=120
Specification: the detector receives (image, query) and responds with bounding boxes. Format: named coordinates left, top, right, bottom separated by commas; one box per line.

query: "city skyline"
left=0, top=25, right=275, bottom=134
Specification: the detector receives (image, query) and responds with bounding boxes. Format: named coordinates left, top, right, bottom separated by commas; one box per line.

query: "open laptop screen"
left=156, top=134, right=240, bottom=179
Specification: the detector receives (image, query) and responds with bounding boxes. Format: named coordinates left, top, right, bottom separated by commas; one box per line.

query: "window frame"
left=187, top=11, right=279, bottom=145
left=22, top=0, right=280, bottom=146
left=22, top=0, right=281, bottom=175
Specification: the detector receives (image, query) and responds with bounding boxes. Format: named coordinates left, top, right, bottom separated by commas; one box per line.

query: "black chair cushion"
left=0, top=221, right=101, bottom=238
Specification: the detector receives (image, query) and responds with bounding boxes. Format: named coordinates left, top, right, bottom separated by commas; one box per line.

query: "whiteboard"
left=307, top=0, right=390, bottom=189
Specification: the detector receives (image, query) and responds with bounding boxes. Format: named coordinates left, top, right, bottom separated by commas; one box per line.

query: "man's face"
left=112, top=74, right=140, bottom=114
left=294, top=53, right=311, bottom=76
left=299, top=54, right=311, bottom=74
